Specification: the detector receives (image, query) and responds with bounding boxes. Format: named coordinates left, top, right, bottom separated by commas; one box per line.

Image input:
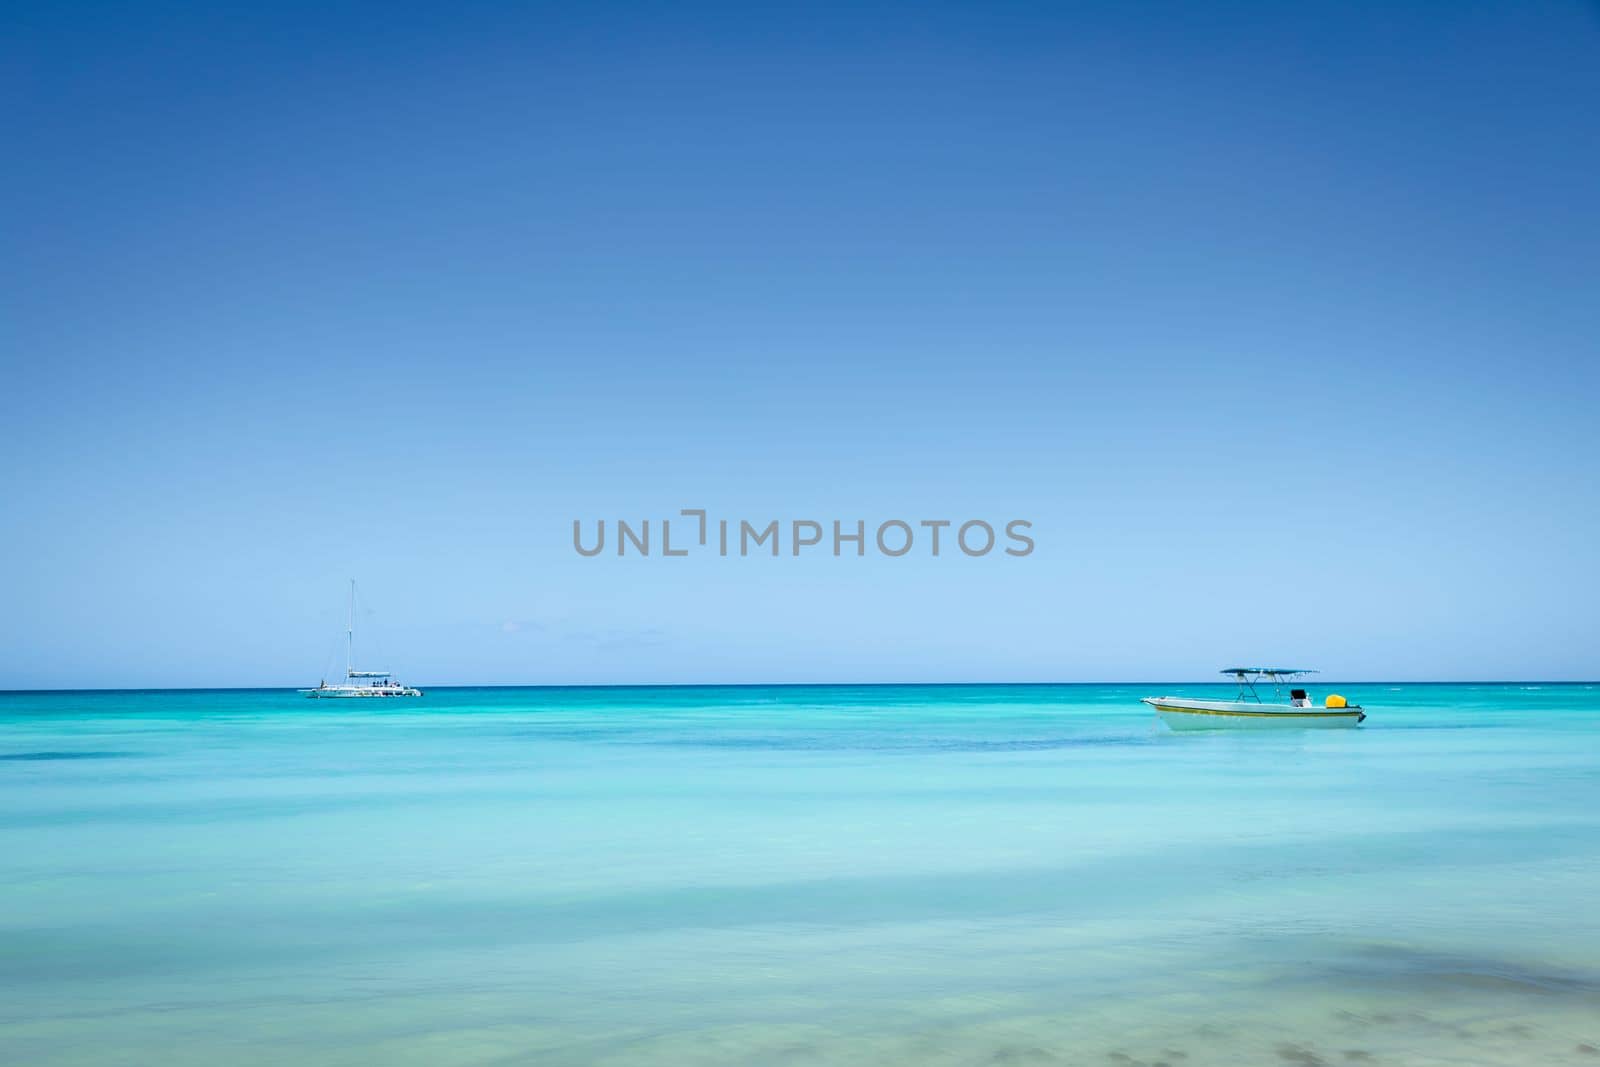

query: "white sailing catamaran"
left=302, top=581, right=422, bottom=698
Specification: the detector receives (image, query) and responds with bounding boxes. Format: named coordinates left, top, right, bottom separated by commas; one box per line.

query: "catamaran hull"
left=301, top=688, right=422, bottom=698
left=1143, top=697, right=1364, bottom=731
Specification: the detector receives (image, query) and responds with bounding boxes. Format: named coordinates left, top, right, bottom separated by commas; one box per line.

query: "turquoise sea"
left=3, top=683, right=1599, bottom=1066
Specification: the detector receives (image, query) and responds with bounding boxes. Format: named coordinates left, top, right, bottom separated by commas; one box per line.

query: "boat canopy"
left=347, top=670, right=391, bottom=678
left=1221, top=667, right=1318, bottom=677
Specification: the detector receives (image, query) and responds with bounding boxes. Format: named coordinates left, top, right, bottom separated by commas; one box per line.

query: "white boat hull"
left=1142, top=697, right=1364, bottom=730
left=302, top=686, right=422, bottom=698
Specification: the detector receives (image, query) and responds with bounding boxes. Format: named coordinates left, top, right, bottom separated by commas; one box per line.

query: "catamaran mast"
left=346, top=579, right=354, bottom=679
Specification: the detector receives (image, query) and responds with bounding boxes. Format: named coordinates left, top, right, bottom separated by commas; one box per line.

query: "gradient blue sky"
left=5, top=1, right=1598, bottom=687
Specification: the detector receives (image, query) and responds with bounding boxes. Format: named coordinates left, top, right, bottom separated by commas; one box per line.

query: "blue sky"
left=4, top=1, right=1598, bottom=687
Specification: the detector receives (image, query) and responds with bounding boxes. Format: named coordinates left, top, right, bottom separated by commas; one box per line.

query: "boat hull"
left=1142, top=697, right=1364, bottom=731
left=301, top=687, right=422, bottom=698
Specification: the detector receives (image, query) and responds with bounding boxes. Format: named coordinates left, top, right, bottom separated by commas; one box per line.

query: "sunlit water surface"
left=3, top=684, right=1599, bottom=1065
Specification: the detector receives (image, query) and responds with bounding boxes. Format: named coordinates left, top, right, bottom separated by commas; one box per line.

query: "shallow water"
left=3, top=683, right=1599, bottom=1065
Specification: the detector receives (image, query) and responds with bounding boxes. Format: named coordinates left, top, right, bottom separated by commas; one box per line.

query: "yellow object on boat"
left=1325, top=694, right=1348, bottom=708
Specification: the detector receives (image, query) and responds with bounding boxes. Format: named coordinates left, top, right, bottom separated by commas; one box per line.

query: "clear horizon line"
left=3, top=679, right=1597, bottom=695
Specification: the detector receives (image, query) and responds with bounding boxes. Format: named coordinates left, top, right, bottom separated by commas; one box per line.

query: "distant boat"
left=1143, top=668, right=1363, bottom=730
left=302, top=581, right=422, bottom=698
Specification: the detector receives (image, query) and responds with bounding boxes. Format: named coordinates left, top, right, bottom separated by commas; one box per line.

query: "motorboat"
left=1143, top=668, right=1363, bottom=730
left=302, top=581, right=423, bottom=698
